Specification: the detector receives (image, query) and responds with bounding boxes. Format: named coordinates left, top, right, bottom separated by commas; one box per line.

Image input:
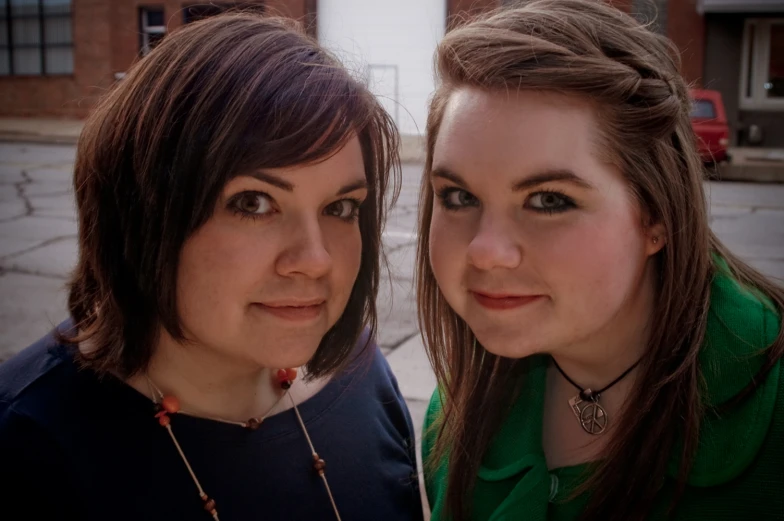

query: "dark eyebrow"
left=247, top=171, right=294, bottom=192
left=337, top=179, right=368, bottom=196
left=431, top=167, right=468, bottom=188
left=512, top=170, right=594, bottom=191
left=432, top=166, right=593, bottom=191
left=245, top=172, right=367, bottom=196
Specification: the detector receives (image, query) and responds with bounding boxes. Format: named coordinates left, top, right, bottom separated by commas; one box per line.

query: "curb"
left=715, top=163, right=784, bottom=184
left=0, top=133, right=79, bottom=145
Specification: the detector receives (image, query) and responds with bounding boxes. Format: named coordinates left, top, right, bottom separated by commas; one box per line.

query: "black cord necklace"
left=552, top=358, right=640, bottom=435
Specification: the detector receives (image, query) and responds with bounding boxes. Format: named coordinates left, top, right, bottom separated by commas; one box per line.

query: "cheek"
left=326, top=224, right=362, bottom=287
left=176, top=222, right=270, bottom=322
left=532, top=206, right=647, bottom=306
left=428, top=208, right=467, bottom=292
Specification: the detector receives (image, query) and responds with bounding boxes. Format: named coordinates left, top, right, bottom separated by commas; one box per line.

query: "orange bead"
left=162, top=396, right=180, bottom=414
left=276, top=369, right=289, bottom=383
left=285, top=368, right=298, bottom=381
left=158, top=415, right=171, bottom=427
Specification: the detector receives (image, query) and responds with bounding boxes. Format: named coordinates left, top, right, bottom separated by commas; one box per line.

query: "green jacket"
left=422, top=265, right=783, bottom=520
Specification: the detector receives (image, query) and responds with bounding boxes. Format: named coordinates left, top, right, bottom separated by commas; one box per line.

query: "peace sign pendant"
left=568, top=392, right=608, bottom=435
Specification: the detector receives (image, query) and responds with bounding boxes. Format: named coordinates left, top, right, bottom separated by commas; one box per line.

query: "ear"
left=645, top=222, right=666, bottom=256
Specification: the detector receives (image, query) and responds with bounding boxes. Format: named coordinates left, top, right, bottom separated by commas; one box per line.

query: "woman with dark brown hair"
left=417, top=1, right=784, bottom=520
left=0, top=13, right=423, bottom=521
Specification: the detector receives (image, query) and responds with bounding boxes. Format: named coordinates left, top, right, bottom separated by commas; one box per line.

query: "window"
left=741, top=18, right=784, bottom=110
left=140, top=7, right=165, bottom=55
left=691, top=99, right=717, bottom=120
left=0, top=0, right=73, bottom=76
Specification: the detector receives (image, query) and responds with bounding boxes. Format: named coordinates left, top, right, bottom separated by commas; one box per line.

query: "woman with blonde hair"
left=417, top=1, right=784, bottom=519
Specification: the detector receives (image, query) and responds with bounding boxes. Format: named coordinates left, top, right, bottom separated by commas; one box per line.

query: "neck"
left=127, top=330, right=284, bottom=423
left=550, top=262, right=657, bottom=394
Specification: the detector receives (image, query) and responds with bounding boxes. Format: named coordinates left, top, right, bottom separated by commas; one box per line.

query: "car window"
left=690, top=99, right=717, bottom=119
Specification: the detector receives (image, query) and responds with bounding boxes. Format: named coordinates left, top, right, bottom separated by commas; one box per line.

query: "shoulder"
left=310, top=330, right=415, bottom=437
left=421, top=387, right=447, bottom=505
left=0, top=322, right=75, bottom=414
left=706, top=262, right=781, bottom=355
left=687, top=261, right=783, bottom=487
left=421, top=387, right=443, bottom=477
left=702, top=262, right=782, bottom=406
left=422, top=387, right=444, bottom=450
left=341, top=330, right=404, bottom=402
left=0, top=324, right=83, bottom=515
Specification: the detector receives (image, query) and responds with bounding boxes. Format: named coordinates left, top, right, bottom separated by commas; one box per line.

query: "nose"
left=466, top=212, right=522, bottom=271
left=276, top=216, right=332, bottom=279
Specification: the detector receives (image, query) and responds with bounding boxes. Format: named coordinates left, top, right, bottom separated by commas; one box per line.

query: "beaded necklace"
left=147, top=369, right=341, bottom=521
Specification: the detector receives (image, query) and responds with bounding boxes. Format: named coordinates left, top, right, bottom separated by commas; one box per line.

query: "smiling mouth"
left=470, top=291, right=544, bottom=311
left=253, top=301, right=326, bottom=321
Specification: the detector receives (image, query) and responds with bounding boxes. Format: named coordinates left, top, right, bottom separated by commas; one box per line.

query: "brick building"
left=0, top=0, right=314, bottom=118
left=1, top=0, right=783, bottom=146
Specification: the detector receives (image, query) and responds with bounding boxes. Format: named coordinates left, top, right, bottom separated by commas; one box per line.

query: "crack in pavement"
left=0, top=234, right=77, bottom=261
left=386, top=331, right=420, bottom=352
left=16, top=170, right=33, bottom=216
left=0, top=265, right=69, bottom=280
left=0, top=170, right=33, bottom=223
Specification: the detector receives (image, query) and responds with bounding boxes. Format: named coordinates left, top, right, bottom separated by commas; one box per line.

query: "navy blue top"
left=0, top=324, right=423, bottom=521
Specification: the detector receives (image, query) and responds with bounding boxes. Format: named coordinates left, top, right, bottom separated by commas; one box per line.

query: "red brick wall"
left=111, top=1, right=186, bottom=77
left=447, top=0, right=500, bottom=29
left=0, top=0, right=308, bottom=118
left=607, top=0, right=633, bottom=14
left=0, top=0, right=114, bottom=118
left=1, top=0, right=705, bottom=118
left=111, top=1, right=311, bottom=78
left=668, top=0, right=705, bottom=86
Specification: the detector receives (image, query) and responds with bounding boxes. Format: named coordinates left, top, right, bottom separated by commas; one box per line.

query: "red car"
left=690, top=89, right=730, bottom=163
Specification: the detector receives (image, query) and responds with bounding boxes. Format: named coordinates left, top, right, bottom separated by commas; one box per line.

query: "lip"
left=254, top=300, right=326, bottom=321
left=470, top=291, right=544, bottom=311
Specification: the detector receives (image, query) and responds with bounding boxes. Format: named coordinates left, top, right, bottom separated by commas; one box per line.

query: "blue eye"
left=437, top=187, right=479, bottom=210
left=526, top=191, right=575, bottom=214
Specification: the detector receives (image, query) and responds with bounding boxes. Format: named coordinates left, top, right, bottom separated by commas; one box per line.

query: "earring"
left=652, top=237, right=659, bottom=244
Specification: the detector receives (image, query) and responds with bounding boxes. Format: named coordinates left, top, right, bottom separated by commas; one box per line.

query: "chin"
left=473, top=327, right=546, bottom=360
left=265, top=347, right=320, bottom=370
left=241, top=337, right=320, bottom=370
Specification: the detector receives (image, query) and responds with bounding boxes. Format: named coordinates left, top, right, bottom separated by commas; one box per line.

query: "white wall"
left=317, top=0, right=446, bottom=136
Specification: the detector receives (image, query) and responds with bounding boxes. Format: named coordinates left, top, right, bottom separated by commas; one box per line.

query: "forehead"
left=432, top=87, right=607, bottom=181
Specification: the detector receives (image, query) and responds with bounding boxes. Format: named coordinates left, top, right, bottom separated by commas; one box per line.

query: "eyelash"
left=435, top=187, right=478, bottom=211
left=529, top=188, right=577, bottom=215
left=228, top=192, right=363, bottom=223
left=332, top=198, right=363, bottom=223
left=435, top=187, right=577, bottom=215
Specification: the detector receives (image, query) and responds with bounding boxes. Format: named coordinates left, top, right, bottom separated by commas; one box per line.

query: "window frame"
left=0, top=0, right=74, bottom=77
left=139, top=6, right=166, bottom=56
left=740, top=17, right=784, bottom=111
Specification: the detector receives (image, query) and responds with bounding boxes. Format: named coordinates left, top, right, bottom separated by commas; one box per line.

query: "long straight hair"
left=416, top=2, right=784, bottom=520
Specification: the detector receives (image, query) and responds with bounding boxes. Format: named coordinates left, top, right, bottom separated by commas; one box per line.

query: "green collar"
left=478, top=261, right=781, bottom=497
